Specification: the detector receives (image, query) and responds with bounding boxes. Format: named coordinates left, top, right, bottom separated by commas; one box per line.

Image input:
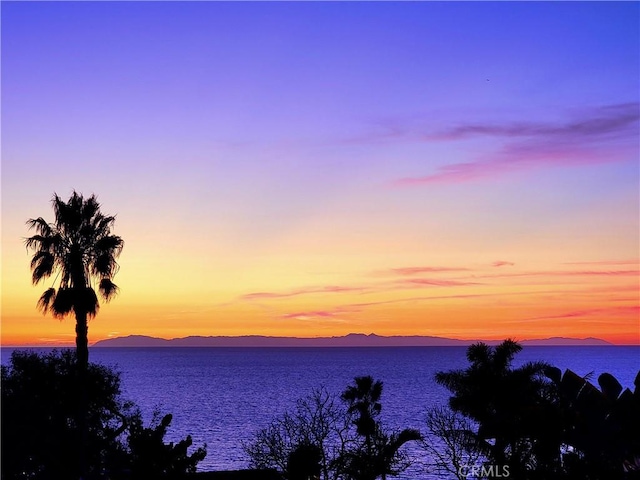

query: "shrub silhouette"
left=245, top=378, right=419, bottom=480
left=435, top=340, right=640, bottom=479
left=1, top=349, right=206, bottom=480
left=124, top=411, right=207, bottom=479
left=544, top=367, right=640, bottom=479
left=287, top=442, right=323, bottom=480
left=243, top=386, right=350, bottom=479
left=1, top=349, right=130, bottom=479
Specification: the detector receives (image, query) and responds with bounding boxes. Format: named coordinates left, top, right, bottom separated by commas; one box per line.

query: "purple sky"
left=2, top=2, right=639, bottom=344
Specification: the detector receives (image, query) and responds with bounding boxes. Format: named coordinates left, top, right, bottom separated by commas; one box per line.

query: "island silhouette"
left=93, top=333, right=612, bottom=348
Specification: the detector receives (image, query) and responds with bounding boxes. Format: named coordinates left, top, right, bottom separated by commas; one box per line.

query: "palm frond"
left=37, top=288, right=57, bottom=314
left=94, top=215, right=117, bottom=235
left=93, top=253, right=118, bottom=277
left=493, top=339, right=522, bottom=369
left=25, top=234, right=53, bottom=252
left=390, top=428, right=422, bottom=449
left=25, top=217, right=53, bottom=236
left=81, top=194, right=100, bottom=222
left=30, top=251, right=56, bottom=284
left=99, top=278, right=119, bottom=302
left=51, top=288, right=75, bottom=318
left=95, top=235, right=124, bottom=254
left=434, top=369, right=466, bottom=391
left=467, top=342, right=491, bottom=364
left=54, top=191, right=84, bottom=233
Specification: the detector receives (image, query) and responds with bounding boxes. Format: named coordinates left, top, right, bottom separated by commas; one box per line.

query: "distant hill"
left=520, top=337, right=612, bottom=346
left=92, top=333, right=612, bottom=348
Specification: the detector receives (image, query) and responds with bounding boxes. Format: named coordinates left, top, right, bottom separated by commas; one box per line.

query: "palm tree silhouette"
left=341, top=376, right=420, bottom=480
left=25, top=191, right=123, bottom=369
left=25, top=191, right=123, bottom=479
left=435, top=339, right=552, bottom=477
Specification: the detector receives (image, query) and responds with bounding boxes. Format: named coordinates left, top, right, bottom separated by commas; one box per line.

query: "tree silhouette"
left=1, top=350, right=207, bottom=480
left=1, top=349, right=130, bottom=479
left=244, top=386, right=351, bottom=480
left=245, top=379, right=419, bottom=480
left=340, top=376, right=421, bottom=480
left=25, top=191, right=123, bottom=369
left=25, top=191, right=123, bottom=478
left=435, top=340, right=553, bottom=478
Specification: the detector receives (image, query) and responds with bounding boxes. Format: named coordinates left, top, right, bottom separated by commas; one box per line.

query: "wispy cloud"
left=281, top=309, right=351, bottom=322
left=383, top=266, right=470, bottom=276
left=429, top=103, right=638, bottom=141
left=475, top=269, right=639, bottom=280
left=241, top=285, right=368, bottom=301
left=522, top=305, right=640, bottom=322
left=399, top=278, right=480, bottom=287
left=394, top=103, right=639, bottom=186
left=562, top=259, right=639, bottom=266
left=492, top=261, right=515, bottom=267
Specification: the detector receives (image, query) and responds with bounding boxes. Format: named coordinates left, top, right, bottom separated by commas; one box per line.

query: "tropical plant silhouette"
left=25, top=191, right=123, bottom=478
left=25, top=191, right=123, bottom=369
left=435, top=340, right=554, bottom=478
left=544, top=367, right=640, bottom=479
left=245, top=378, right=419, bottom=480
left=340, top=376, right=421, bottom=480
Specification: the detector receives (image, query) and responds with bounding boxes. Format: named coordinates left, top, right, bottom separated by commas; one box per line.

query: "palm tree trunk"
left=75, top=310, right=89, bottom=479
left=75, top=311, right=89, bottom=369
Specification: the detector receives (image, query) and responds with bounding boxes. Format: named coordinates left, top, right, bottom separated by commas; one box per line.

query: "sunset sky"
left=2, top=2, right=638, bottom=346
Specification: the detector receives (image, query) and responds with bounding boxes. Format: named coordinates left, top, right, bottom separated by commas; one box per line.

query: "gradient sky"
left=2, top=2, right=638, bottom=346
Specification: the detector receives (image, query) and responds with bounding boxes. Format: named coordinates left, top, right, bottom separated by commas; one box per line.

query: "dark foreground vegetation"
left=2, top=341, right=639, bottom=480
left=1, top=349, right=205, bottom=480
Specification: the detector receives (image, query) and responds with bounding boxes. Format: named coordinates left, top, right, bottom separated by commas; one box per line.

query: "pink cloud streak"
left=388, top=266, right=470, bottom=275
left=400, top=278, right=480, bottom=287
left=492, top=261, right=515, bottom=267
left=241, top=285, right=368, bottom=301
left=562, top=259, right=640, bottom=266
left=475, top=269, right=639, bottom=280
left=394, top=102, right=639, bottom=186
left=523, top=305, right=640, bottom=322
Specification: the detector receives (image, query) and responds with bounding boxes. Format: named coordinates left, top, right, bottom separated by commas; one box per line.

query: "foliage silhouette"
left=421, top=405, right=485, bottom=480
left=245, top=378, right=419, bottom=480
left=435, top=339, right=555, bottom=478
left=1, top=349, right=206, bottom=480
left=2, top=349, right=129, bottom=479
left=25, top=191, right=123, bottom=477
left=435, top=340, right=640, bottom=479
left=544, top=367, right=640, bottom=479
left=243, top=386, right=351, bottom=480
left=124, top=411, right=207, bottom=479
left=287, top=442, right=323, bottom=480
left=340, top=376, right=421, bottom=480
left=25, top=191, right=123, bottom=369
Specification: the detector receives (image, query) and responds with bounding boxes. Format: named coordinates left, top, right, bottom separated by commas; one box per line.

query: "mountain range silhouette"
left=93, top=333, right=612, bottom=348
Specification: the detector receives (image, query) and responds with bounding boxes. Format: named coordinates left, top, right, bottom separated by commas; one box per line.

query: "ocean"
left=2, top=346, right=638, bottom=478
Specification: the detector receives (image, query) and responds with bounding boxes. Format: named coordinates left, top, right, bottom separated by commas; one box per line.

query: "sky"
left=1, top=1, right=638, bottom=346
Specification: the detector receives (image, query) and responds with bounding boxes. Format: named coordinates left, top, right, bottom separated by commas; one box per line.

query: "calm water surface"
left=2, top=346, right=638, bottom=478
